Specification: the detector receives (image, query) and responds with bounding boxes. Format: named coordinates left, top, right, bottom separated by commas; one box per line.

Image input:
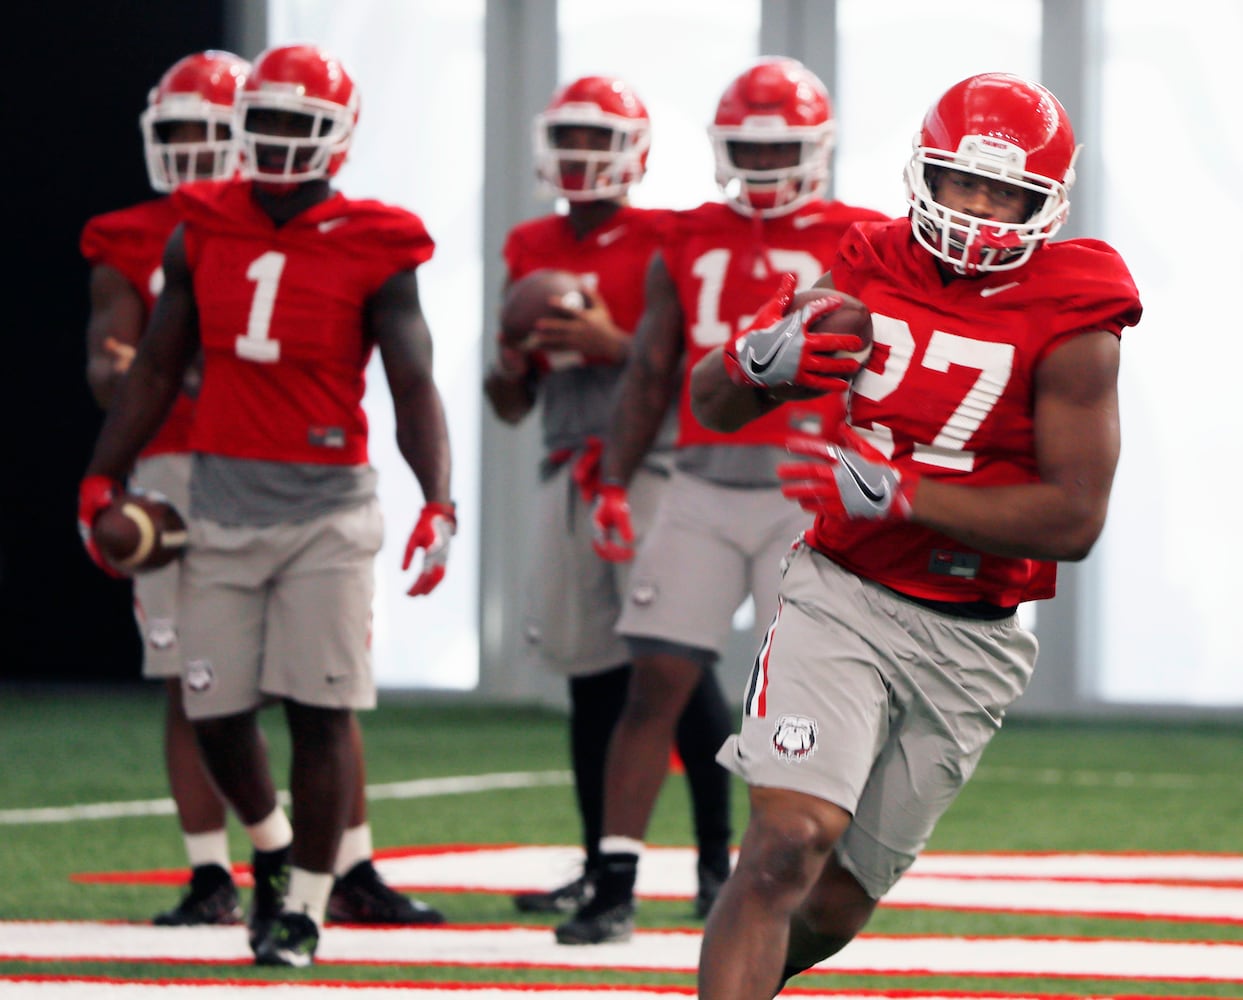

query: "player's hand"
left=723, top=273, right=864, bottom=394
left=571, top=437, right=604, bottom=503
left=532, top=287, right=627, bottom=362
left=402, top=501, right=457, bottom=596
left=78, top=474, right=125, bottom=578
left=492, top=332, right=532, bottom=381
left=591, top=482, right=634, bottom=562
left=778, top=424, right=918, bottom=521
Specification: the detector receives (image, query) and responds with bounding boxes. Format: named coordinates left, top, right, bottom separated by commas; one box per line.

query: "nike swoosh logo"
left=979, top=281, right=1021, bottom=298
left=831, top=446, right=889, bottom=504
left=596, top=226, right=626, bottom=246
left=742, top=313, right=802, bottom=374
left=317, top=218, right=348, bottom=234
left=792, top=214, right=827, bottom=229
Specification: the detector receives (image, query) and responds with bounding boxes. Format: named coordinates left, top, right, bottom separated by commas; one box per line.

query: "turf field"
left=1, top=684, right=1241, bottom=997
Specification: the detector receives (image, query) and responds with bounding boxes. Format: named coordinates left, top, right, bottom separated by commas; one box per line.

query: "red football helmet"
left=708, top=58, right=835, bottom=218
left=236, top=44, right=359, bottom=185
left=905, top=73, right=1080, bottom=274
left=140, top=50, right=249, bottom=193
left=533, top=76, right=651, bottom=201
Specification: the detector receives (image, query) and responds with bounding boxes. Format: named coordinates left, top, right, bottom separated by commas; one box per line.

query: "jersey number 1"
left=235, top=251, right=286, bottom=363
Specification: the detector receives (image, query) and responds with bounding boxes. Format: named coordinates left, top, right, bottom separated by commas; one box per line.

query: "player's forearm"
left=600, top=362, right=679, bottom=484
left=394, top=389, right=453, bottom=504
left=689, top=347, right=779, bottom=432
left=912, top=477, right=1109, bottom=562
left=85, top=358, right=182, bottom=479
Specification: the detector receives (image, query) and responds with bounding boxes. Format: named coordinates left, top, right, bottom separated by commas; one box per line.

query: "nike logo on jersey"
left=792, top=214, right=827, bottom=229
left=979, top=280, right=1021, bottom=298
left=596, top=226, right=627, bottom=246
left=831, top=446, right=890, bottom=505
left=317, top=218, right=348, bottom=234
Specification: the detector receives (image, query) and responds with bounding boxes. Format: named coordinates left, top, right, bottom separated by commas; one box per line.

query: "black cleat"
left=327, top=860, right=445, bottom=925
left=554, top=897, right=635, bottom=945
left=152, top=864, right=242, bottom=926
left=252, top=911, right=319, bottom=967
left=514, top=871, right=596, bottom=914
left=247, top=846, right=290, bottom=951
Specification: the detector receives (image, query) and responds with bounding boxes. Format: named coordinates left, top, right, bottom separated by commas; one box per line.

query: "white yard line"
left=1, top=923, right=1240, bottom=982
left=0, top=772, right=572, bottom=825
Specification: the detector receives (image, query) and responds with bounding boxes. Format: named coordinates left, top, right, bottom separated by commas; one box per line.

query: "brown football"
left=92, top=491, right=188, bottom=574
left=500, top=269, right=587, bottom=346
left=768, top=288, right=874, bottom=401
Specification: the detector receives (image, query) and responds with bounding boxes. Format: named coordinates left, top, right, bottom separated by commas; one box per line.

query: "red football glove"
left=723, top=272, right=864, bottom=394
left=591, top=482, right=634, bottom=562
left=402, top=501, right=457, bottom=597
left=78, top=474, right=125, bottom=578
left=778, top=414, right=919, bottom=522
left=571, top=436, right=604, bottom=503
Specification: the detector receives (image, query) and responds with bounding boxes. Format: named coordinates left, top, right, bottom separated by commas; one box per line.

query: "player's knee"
left=737, top=805, right=845, bottom=900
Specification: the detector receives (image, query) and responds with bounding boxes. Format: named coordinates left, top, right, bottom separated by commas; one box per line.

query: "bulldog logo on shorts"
left=185, top=659, right=214, bottom=694
left=147, top=618, right=177, bottom=651
left=772, top=714, right=818, bottom=761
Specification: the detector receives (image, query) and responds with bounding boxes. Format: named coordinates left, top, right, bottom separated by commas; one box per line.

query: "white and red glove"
left=571, top=436, right=604, bottom=504
left=723, top=272, right=865, bottom=394
left=778, top=402, right=919, bottom=521
left=403, top=501, right=457, bottom=596
left=591, top=482, right=634, bottom=562
left=78, top=474, right=125, bottom=578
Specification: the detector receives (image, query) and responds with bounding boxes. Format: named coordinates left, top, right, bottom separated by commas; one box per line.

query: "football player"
left=81, top=49, right=250, bottom=927
left=561, top=58, right=889, bottom=944
left=485, top=76, right=735, bottom=923
left=78, top=44, right=455, bottom=967
left=688, top=73, right=1142, bottom=998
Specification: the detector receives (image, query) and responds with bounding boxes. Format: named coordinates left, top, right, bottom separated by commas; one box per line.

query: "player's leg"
left=515, top=663, right=630, bottom=914
left=703, top=542, right=894, bottom=998
left=153, top=675, right=240, bottom=925
left=674, top=665, right=734, bottom=917
left=699, top=787, right=854, bottom=1000
left=557, top=471, right=750, bottom=945
left=250, top=500, right=382, bottom=966
left=327, top=714, right=446, bottom=924
left=131, top=453, right=240, bottom=925
left=178, top=515, right=293, bottom=948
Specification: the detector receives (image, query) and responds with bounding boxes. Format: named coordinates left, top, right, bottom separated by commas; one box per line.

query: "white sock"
left=183, top=828, right=231, bottom=871
left=244, top=807, right=293, bottom=852
left=284, top=867, right=335, bottom=929
left=599, top=835, right=645, bottom=858
left=334, top=823, right=373, bottom=877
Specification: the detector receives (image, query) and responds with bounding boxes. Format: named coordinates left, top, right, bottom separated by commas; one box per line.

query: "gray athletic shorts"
left=615, top=469, right=807, bottom=655
left=717, top=540, right=1037, bottom=899
left=178, top=498, right=383, bottom=720
left=129, top=453, right=192, bottom=680
left=523, top=461, right=668, bottom=677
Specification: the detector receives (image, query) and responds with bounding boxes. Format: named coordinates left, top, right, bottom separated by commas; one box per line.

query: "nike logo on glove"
left=831, top=446, right=891, bottom=504
left=742, top=312, right=802, bottom=374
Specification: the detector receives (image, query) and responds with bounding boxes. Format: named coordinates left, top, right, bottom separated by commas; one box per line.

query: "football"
left=500, top=269, right=587, bottom=346
left=92, top=490, right=188, bottom=574
left=768, top=288, right=873, bottom=401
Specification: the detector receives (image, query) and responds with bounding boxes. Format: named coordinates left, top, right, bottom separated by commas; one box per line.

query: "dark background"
left=3, top=3, right=228, bottom=681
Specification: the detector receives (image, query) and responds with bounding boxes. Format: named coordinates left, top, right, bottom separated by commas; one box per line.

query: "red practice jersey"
left=174, top=180, right=435, bottom=466
left=663, top=200, right=889, bottom=449
left=814, top=218, right=1143, bottom=606
left=503, top=205, right=672, bottom=369
left=80, top=197, right=196, bottom=459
